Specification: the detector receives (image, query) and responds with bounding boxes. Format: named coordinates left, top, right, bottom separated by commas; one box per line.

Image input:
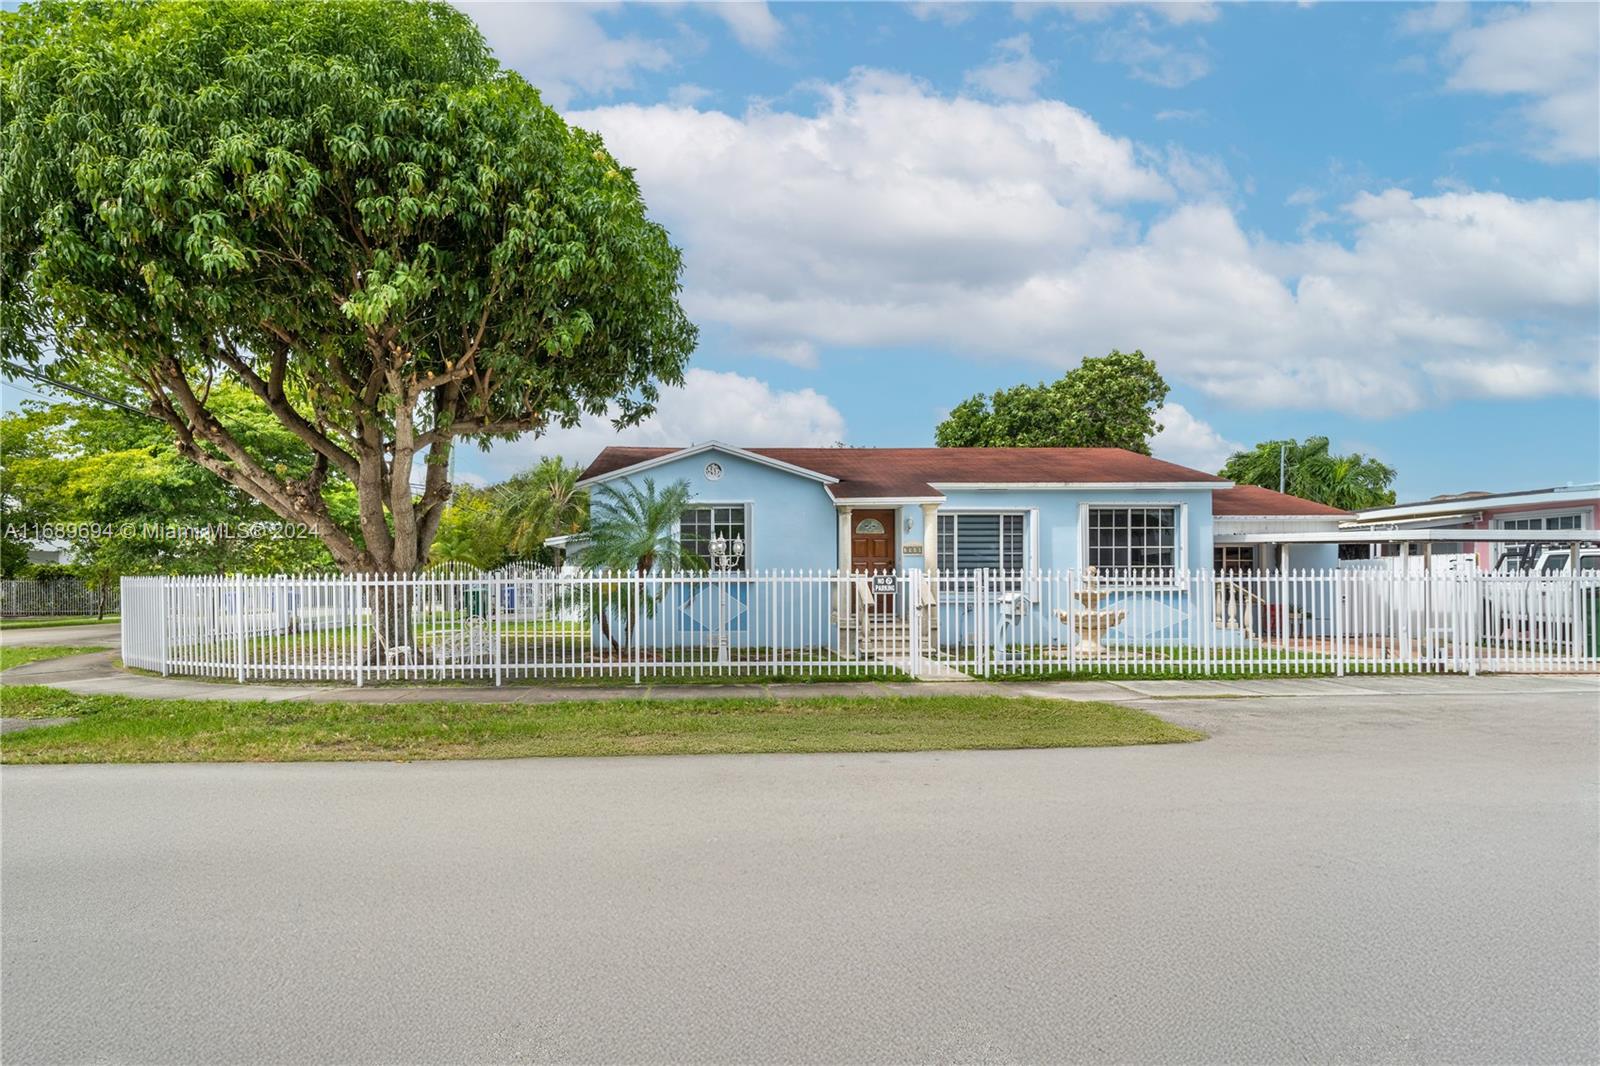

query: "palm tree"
left=496, top=457, right=589, bottom=561
left=1219, top=437, right=1397, bottom=510
left=1314, top=451, right=1399, bottom=511
left=578, top=477, right=705, bottom=649
left=584, top=477, right=704, bottom=575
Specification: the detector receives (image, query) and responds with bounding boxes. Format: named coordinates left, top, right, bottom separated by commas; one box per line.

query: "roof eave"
left=929, top=480, right=1233, bottom=491
left=1216, top=513, right=1347, bottom=522
left=576, top=440, right=840, bottom=489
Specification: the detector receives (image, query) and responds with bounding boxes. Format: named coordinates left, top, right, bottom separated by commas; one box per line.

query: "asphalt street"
left=3, top=682, right=1597, bottom=1063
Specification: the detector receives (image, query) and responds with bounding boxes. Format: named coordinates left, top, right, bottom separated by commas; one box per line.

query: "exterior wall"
left=1471, top=499, right=1600, bottom=569
left=931, top=487, right=1219, bottom=647
left=584, top=447, right=840, bottom=572
left=582, top=448, right=841, bottom=650
left=579, top=449, right=1346, bottom=649
left=935, top=486, right=1217, bottom=572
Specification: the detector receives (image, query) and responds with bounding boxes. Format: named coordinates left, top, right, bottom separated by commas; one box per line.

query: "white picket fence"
left=120, top=567, right=1600, bottom=684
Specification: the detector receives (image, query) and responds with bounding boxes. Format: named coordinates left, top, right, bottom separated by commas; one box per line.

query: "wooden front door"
left=850, top=509, right=895, bottom=611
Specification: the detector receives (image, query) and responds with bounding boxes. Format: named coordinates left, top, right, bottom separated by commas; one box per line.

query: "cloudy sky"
left=448, top=4, right=1590, bottom=495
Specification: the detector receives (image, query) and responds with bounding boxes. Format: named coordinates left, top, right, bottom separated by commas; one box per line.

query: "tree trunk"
left=364, top=580, right=417, bottom=668
left=141, top=352, right=471, bottom=578
left=626, top=558, right=651, bottom=646
left=598, top=608, right=620, bottom=654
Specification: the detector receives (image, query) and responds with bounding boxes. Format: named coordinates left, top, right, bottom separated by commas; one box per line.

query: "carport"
left=1213, top=526, right=1600, bottom=573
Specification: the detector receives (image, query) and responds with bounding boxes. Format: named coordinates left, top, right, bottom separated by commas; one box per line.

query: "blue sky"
left=2, top=1, right=1590, bottom=502
left=452, top=0, right=1598, bottom=502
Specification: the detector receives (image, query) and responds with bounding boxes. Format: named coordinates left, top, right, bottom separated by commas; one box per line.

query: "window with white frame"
left=1494, top=511, right=1588, bottom=571
left=1496, top=512, right=1586, bottom=531
left=680, top=505, right=748, bottom=571
left=1086, top=506, right=1178, bottom=579
left=937, top=513, right=1025, bottom=583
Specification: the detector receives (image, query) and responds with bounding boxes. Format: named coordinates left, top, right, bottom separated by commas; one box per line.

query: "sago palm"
left=584, top=477, right=704, bottom=575
left=577, top=477, right=705, bottom=649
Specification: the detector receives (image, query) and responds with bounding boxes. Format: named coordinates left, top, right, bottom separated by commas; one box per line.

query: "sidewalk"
left=4, top=649, right=1597, bottom=707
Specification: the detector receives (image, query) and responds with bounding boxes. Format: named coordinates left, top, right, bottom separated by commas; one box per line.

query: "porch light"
left=710, top=534, right=745, bottom=571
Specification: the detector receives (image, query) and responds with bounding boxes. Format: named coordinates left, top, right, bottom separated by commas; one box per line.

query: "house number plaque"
left=901, top=543, right=923, bottom=556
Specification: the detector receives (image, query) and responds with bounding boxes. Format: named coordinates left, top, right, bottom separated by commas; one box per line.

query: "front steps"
left=854, top=620, right=973, bottom=681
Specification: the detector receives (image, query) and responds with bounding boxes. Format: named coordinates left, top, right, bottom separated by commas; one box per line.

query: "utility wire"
left=1, top=360, right=153, bottom=418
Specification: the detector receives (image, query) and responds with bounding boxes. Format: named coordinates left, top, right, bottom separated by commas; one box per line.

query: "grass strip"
left=0, top=687, right=1202, bottom=763
left=0, top=616, right=117, bottom=630
left=0, top=645, right=109, bottom=672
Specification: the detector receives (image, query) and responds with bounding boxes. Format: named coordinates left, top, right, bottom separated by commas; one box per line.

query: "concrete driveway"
left=3, top=684, right=1597, bottom=1064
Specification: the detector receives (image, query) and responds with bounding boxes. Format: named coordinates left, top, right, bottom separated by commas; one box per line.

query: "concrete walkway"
left=0, top=622, right=120, bottom=647
left=4, top=647, right=1597, bottom=707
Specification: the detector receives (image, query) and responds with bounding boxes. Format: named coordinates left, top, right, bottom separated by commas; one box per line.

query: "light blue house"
left=560, top=443, right=1348, bottom=660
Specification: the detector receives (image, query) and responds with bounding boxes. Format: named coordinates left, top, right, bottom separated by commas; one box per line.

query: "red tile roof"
left=580, top=445, right=1227, bottom=499
left=1212, top=484, right=1348, bottom=517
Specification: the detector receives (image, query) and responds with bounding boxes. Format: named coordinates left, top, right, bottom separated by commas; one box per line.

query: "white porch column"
left=836, top=505, right=853, bottom=622
left=921, top=502, right=940, bottom=638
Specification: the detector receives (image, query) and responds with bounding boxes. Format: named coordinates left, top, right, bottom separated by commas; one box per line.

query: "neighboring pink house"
left=1347, top=484, right=1600, bottom=569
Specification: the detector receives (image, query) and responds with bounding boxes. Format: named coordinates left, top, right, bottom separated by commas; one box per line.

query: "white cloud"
left=1017, top=4, right=1217, bottom=87
left=1154, top=107, right=1205, bottom=122
left=1097, top=21, right=1211, bottom=87
left=750, top=339, right=819, bottom=368
left=454, top=2, right=673, bottom=108
left=668, top=83, right=715, bottom=107
left=576, top=69, right=1169, bottom=307
left=705, top=1, right=783, bottom=51
left=1151, top=403, right=1241, bottom=473
left=1154, top=2, right=1220, bottom=26
left=1160, top=144, right=1236, bottom=201
left=456, top=3, right=784, bottom=108
left=908, top=1, right=977, bottom=26
left=484, top=369, right=846, bottom=475
left=1412, top=3, right=1600, bottom=162
left=1033, top=3, right=1219, bottom=26
left=964, top=34, right=1050, bottom=101
left=1398, top=2, right=1470, bottom=36
left=572, top=72, right=1597, bottom=418
left=1421, top=358, right=1567, bottom=401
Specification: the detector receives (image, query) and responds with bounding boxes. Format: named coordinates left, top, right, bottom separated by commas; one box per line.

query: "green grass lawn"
left=0, top=687, right=1202, bottom=763
left=1, top=616, right=118, bottom=630
left=0, top=645, right=109, bottom=671
left=987, top=664, right=1418, bottom=681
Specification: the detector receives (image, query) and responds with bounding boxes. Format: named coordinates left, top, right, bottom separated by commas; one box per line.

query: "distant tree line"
left=934, top=350, right=1397, bottom=508
left=1, top=394, right=588, bottom=580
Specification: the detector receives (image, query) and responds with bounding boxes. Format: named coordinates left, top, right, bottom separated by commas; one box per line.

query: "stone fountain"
left=1055, top=566, right=1126, bottom=655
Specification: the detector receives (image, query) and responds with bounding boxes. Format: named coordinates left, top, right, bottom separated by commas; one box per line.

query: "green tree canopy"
left=1219, top=437, right=1398, bottom=510
left=428, top=484, right=512, bottom=571
left=934, top=350, right=1169, bottom=453
left=1, top=388, right=349, bottom=577
left=1, top=0, right=696, bottom=573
